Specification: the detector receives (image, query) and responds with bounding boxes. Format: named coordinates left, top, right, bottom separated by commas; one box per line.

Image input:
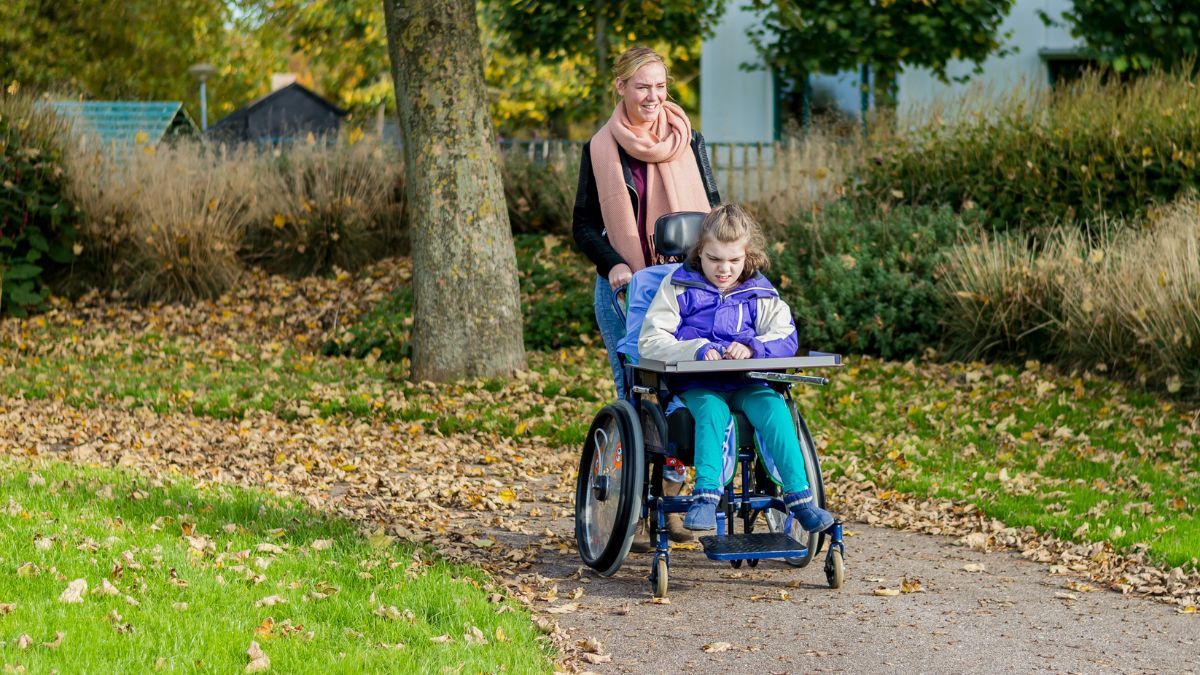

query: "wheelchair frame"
left=574, top=354, right=846, bottom=597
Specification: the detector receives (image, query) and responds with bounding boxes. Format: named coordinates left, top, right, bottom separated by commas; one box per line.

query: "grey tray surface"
left=635, top=352, right=842, bottom=373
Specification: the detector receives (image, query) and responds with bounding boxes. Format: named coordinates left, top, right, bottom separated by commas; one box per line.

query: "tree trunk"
left=382, top=0, right=526, bottom=381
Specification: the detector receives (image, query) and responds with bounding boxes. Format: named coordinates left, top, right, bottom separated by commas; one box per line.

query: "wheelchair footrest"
left=698, top=532, right=808, bottom=561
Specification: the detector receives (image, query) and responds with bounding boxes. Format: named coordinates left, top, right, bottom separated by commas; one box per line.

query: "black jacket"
left=572, top=131, right=721, bottom=279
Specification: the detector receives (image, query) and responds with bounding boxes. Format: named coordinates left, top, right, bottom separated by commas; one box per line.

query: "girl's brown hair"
left=686, top=203, right=769, bottom=283
left=612, top=46, right=670, bottom=106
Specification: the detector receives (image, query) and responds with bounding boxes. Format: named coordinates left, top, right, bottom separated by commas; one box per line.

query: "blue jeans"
left=593, top=275, right=626, bottom=399
left=677, top=386, right=809, bottom=493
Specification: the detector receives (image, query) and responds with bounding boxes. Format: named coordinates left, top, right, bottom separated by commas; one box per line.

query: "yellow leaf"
left=498, top=488, right=517, bottom=504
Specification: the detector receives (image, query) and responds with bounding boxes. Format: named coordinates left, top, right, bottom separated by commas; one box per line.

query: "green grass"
left=800, top=358, right=1200, bottom=570
left=0, top=459, right=551, bottom=672
left=0, top=327, right=600, bottom=448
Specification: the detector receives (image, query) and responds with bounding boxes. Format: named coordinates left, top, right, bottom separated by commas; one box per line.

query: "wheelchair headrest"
left=653, top=211, right=705, bottom=261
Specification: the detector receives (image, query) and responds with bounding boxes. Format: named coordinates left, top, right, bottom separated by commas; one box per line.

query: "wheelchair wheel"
left=575, top=400, right=645, bottom=577
left=825, top=549, right=844, bottom=589
left=652, top=557, right=669, bottom=598
left=756, top=400, right=824, bottom=568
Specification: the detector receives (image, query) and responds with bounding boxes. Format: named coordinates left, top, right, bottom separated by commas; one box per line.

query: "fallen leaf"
left=873, top=587, right=900, bottom=597
left=42, top=631, right=65, bottom=649
left=1054, top=592, right=1078, bottom=601
left=901, top=577, right=924, bottom=594
left=310, top=539, right=332, bottom=551
left=255, top=595, right=286, bottom=608
left=429, top=634, right=452, bottom=643
left=962, top=563, right=986, bottom=573
left=95, top=579, right=120, bottom=597
left=253, top=617, right=274, bottom=637
left=546, top=602, right=580, bottom=614
left=581, top=653, right=612, bottom=664
left=58, top=578, right=88, bottom=604
left=17, top=634, right=32, bottom=650
left=703, top=642, right=733, bottom=653
left=245, top=641, right=270, bottom=672
left=0, top=603, right=14, bottom=615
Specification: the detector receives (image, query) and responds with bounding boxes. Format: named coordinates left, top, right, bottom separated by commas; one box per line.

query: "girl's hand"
left=724, top=342, right=752, bottom=360
left=608, top=263, right=633, bottom=290
left=703, top=348, right=723, bottom=361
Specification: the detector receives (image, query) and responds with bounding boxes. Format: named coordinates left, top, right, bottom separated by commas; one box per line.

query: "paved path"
left=531, top=515, right=1199, bottom=673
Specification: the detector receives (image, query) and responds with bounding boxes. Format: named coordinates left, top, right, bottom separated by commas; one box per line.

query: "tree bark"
left=382, top=0, right=526, bottom=381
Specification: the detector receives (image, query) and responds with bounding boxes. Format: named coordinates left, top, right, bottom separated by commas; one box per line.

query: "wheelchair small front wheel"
left=575, top=401, right=645, bottom=577
left=825, top=549, right=844, bottom=589
left=652, top=557, right=669, bottom=598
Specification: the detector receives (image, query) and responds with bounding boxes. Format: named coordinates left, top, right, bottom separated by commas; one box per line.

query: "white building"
left=700, top=0, right=1087, bottom=142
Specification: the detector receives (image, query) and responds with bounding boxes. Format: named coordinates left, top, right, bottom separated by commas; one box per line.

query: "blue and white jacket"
left=638, top=264, right=798, bottom=389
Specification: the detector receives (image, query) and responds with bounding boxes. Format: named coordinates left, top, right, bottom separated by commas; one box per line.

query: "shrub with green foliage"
left=770, top=203, right=973, bottom=359
left=863, top=69, right=1200, bottom=232
left=0, top=93, right=78, bottom=315
left=325, top=234, right=595, bottom=359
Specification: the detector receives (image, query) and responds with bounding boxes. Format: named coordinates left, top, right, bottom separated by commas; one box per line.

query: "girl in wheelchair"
left=637, top=203, right=837, bottom=534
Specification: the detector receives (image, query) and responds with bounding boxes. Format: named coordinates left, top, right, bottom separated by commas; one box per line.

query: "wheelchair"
left=573, top=212, right=846, bottom=598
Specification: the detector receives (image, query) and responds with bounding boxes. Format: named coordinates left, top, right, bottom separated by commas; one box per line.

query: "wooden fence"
left=497, top=139, right=845, bottom=204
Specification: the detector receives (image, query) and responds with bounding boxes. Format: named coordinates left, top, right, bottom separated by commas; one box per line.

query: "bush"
left=244, top=137, right=406, bottom=277
left=324, top=234, right=596, bottom=359
left=940, top=197, right=1200, bottom=394
left=0, top=92, right=78, bottom=315
left=863, top=69, right=1200, bottom=232
left=500, top=145, right=578, bottom=235
left=515, top=233, right=594, bottom=350
left=769, top=202, right=974, bottom=359
left=67, top=140, right=252, bottom=302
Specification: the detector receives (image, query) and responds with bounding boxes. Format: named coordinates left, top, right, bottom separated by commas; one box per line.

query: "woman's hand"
left=608, top=263, right=633, bottom=290
left=723, top=342, right=752, bottom=360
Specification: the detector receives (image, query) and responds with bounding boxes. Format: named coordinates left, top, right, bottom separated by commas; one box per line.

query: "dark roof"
left=208, top=82, right=346, bottom=137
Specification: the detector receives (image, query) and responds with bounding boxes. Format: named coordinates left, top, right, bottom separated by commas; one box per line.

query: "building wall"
left=700, top=0, right=1084, bottom=134
left=698, top=3, right=774, bottom=143
left=895, top=0, right=1079, bottom=116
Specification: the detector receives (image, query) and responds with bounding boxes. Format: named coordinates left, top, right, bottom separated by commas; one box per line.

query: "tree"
left=745, top=0, right=1016, bottom=112
left=487, top=0, right=727, bottom=118
left=0, top=0, right=285, bottom=118
left=381, top=0, right=526, bottom=381
left=1042, top=0, right=1200, bottom=73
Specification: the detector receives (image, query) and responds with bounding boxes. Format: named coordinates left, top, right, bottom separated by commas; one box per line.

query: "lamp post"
left=188, top=63, right=217, bottom=132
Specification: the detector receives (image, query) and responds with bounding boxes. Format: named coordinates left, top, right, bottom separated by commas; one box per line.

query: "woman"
left=572, top=46, right=721, bottom=548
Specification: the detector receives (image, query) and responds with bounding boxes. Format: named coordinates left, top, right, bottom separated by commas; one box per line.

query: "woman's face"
left=616, top=62, right=667, bottom=126
left=699, top=237, right=747, bottom=293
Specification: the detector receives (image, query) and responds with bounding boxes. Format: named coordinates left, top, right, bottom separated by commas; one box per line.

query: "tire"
left=575, top=400, right=645, bottom=577
left=652, top=557, right=669, bottom=598
left=825, top=549, right=844, bottom=589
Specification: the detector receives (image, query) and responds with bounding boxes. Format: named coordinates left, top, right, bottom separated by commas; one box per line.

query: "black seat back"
left=653, top=211, right=705, bottom=262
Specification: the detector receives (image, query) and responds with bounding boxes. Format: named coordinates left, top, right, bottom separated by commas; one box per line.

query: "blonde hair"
left=612, top=46, right=670, bottom=105
left=687, top=204, right=769, bottom=283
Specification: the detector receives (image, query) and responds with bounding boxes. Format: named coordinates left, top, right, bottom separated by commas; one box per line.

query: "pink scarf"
left=590, top=101, right=711, bottom=272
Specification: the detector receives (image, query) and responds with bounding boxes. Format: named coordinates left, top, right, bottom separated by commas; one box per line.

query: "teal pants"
left=678, top=386, right=809, bottom=493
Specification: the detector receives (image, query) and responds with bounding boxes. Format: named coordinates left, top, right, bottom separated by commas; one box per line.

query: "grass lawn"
left=799, top=358, right=1200, bottom=570
left=0, top=459, right=551, bottom=673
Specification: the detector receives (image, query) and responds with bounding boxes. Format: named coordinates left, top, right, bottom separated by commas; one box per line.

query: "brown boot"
left=629, top=518, right=652, bottom=553
left=663, top=480, right=695, bottom=543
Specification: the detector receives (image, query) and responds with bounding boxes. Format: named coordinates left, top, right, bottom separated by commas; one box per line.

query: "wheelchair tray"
left=636, top=352, right=842, bottom=373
